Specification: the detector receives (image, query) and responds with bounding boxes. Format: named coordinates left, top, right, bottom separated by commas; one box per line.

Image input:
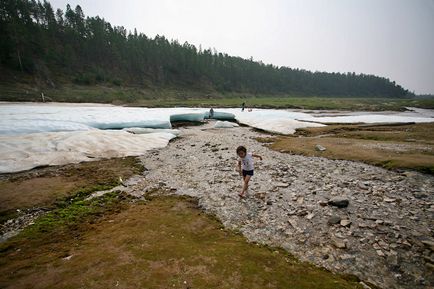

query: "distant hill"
left=0, top=0, right=413, bottom=99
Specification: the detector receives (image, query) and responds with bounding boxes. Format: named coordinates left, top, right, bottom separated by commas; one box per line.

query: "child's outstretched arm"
left=252, top=153, right=263, bottom=161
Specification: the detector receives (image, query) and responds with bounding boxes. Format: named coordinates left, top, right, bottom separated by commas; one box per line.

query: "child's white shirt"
left=241, top=153, right=254, bottom=171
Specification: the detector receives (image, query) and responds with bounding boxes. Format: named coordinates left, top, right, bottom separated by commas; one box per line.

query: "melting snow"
left=0, top=103, right=433, bottom=173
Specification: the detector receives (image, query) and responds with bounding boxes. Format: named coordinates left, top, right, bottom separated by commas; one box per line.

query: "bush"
left=74, top=73, right=95, bottom=85
left=112, top=78, right=122, bottom=86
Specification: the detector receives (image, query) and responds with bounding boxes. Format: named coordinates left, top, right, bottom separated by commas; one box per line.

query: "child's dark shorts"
left=242, top=170, right=254, bottom=177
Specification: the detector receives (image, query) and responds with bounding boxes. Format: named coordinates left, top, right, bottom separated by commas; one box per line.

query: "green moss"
left=22, top=191, right=128, bottom=238
left=0, top=185, right=131, bottom=250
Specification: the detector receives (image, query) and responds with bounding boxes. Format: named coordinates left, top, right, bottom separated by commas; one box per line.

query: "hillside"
left=0, top=0, right=413, bottom=103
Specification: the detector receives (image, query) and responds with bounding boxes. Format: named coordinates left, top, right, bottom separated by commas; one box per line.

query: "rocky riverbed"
left=3, top=120, right=434, bottom=289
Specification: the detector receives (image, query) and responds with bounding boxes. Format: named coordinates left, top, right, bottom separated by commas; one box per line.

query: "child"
left=236, top=146, right=262, bottom=198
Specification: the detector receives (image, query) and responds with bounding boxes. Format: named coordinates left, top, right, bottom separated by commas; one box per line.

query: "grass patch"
left=0, top=195, right=366, bottom=289
left=18, top=191, right=130, bottom=240
left=264, top=123, right=434, bottom=174
left=131, top=96, right=434, bottom=111
left=0, top=157, right=143, bottom=224
left=1, top=82, right=433, bottom=111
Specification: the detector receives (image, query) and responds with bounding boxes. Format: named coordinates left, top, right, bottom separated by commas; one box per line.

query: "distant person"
left=236, top=145, right=262, bottom=198
left=241, top=102, right=245, bottom=111
left=209, top=108, right=214, bottom=118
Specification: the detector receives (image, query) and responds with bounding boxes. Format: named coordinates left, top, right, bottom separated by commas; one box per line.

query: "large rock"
left=328, top=197, right=349, bottom=208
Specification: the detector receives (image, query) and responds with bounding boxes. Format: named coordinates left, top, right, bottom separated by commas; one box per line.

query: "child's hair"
left=236, top=146, right=247, bottom=154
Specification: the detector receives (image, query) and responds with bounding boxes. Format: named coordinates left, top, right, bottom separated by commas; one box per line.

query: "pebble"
left=328, top=197, right=349, bottom=208
left=333, top=238, right=346, bottom=249
left=315, top=144, right=327, bottom=152
left=340, top=219, right=352, bottom=227
left=275, top=182, right=290, bottom=188
left=328, top=215, right=342, bottom=225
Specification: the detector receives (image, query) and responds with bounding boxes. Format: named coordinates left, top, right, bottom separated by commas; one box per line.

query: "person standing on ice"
left=241, top=102, right=245, bottom=111
left=236, top=145, right=262, bottom=198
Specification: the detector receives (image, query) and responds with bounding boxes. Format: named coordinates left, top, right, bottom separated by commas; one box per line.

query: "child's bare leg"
left=240, top=175, right=251, bottom=197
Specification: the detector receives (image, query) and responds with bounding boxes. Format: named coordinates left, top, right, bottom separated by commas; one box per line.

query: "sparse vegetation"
left=262, top=123, right=434, bottom=174
left=0, top=157, right=143, bottom=224
left=2, top=82, right=434, bottom=110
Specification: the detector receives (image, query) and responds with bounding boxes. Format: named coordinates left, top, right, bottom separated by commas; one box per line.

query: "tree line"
left=0, top=0, right=412, bottom=98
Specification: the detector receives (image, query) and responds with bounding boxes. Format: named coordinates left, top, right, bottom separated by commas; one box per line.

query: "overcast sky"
left=50, top=0, right=434, bottom=94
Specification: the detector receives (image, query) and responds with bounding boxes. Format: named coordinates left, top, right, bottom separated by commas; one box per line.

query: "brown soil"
left=0, top=196, right=364, bottom=289
left=0, top=157, right=143, bottom=221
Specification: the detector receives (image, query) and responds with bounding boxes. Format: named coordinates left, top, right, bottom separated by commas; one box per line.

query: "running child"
left=236, top=146, right=262, bottom=198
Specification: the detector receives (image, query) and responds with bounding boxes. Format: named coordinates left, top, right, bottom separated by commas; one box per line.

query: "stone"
left=275, top=182, right=290, bottom=188
left=383, top=197, right=396, bottom=203
left=340, top=219, right=352, bottom=227
left=423, top=255, right=434, bottom=264
left=333, top=238, right=346, bottom=249
left=328, top=215, right=342, bottom=225
left=414, top=192, right=428, bottom=199
left=266, top=200, right=273, bottom=206
left=359, top=281, right=373, bottom=289
left=340, top=254, right=355, bottom=260
left=376, top=250, right=385, bottom=257
left=319, top=200, right=328, bottom=207
left=328, top=197, right=349, bottom=208
left=421, top=240, right=434, bottom=251
left=255, top=192, right=266, bottom=200
left=315, top=144, right=326, bottom=152
left=358, top=182, right=369, bottom=190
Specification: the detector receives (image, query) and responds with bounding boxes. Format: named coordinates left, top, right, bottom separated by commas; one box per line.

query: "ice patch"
left=170, top=112, right=205, bottom=122
left=205, top=111, right=236, bottom=120
left=302, top=114, right=433, bottom=124
left=0, top=130, right=176, bottom=173
left=223, top=109, right=326, bottom=134
left=214, top=121, right=239, bottom=128
left=1, top=103, right=433, bottom=173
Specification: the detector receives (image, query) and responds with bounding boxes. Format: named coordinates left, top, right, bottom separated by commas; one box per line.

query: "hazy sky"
left=51, top=0, right=434, bottom=94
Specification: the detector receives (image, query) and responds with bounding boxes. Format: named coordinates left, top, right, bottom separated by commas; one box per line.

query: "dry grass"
left=0, top=157, right=143, bottom=222
left=0, top=196, right=365, bottom=289
left=264, top=123, right=434, bottom=174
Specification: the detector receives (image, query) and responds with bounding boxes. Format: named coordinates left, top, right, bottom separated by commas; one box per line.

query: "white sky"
left=50, top=0, right=434, bottom=94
